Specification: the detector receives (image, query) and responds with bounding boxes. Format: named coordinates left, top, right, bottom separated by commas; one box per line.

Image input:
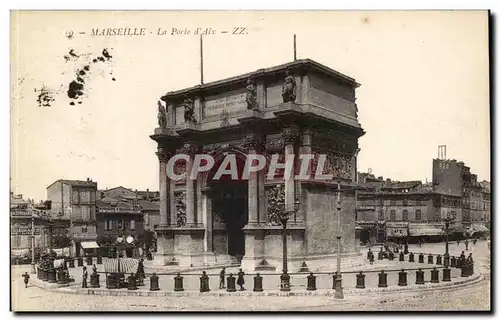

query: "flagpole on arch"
left=200, top=34, right=204, bottom=85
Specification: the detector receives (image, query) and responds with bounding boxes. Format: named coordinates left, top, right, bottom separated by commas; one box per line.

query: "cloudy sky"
left=10, top=11, right=490, bottom=201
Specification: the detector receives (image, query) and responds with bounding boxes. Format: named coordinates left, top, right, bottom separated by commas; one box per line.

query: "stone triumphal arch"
left=150, top=59, right=365, bottom=271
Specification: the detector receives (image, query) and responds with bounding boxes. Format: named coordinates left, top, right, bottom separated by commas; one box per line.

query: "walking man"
left=473, top=238, right=477, bottom=246
left=465, top=239, right=469, bottom=251
left=22, top=272, right=30, bottom=288
left=457, top=238, right=461, bottom=246
left=237, top=268, right=245, bottom=291
left=219, top=267, right=226, bottom=289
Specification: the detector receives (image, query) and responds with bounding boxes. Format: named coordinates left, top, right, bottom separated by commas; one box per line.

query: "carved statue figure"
left=157, top=101, right=167, bottom=128
left=267, top=185, right=285, bottom=226
left=183, top=97, right=197, bottom=124
left=176, top=193, right=187, bottom=227
left=281, top=70, right=297, bottom=103
left=246, top=78, right=258, bottom=110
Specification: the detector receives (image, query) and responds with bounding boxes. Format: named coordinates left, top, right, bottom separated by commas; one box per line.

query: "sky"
left=10, top=11, right=490, bottom=201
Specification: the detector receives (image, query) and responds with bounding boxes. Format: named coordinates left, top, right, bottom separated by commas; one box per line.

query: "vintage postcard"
left=10, top=10, right=491, bottom=312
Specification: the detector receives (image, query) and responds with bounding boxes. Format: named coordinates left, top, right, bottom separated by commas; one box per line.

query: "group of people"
left=219, top=267, right=246, bottom=291
left=457, top=238, right=477, bottom=251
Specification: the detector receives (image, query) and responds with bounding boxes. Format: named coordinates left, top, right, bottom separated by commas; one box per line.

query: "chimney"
left=386, top=178, right=391, bottom=182
left=378, top=176, right=383, bottom=180
left=146, top=188, right=149, bottom=200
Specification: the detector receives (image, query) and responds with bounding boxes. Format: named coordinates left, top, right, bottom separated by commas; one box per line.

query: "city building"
left=432, top=154, right=490, bottom=237
left=10, top=193, right=71, bottom=259
left=151, top=59, right=364, bottom=270
left=96, top=198, right=144, bottom=257
left=46, top=178, right=99, bottom=256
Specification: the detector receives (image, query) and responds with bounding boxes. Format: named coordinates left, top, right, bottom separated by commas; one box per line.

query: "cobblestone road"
left=11, top=240, right=490, bottom=311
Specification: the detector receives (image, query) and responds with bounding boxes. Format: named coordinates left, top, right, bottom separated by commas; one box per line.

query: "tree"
left=136, top=230, right=156, bottom=254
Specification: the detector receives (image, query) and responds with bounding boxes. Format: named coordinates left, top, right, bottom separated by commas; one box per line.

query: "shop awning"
left=409, top=227, right=444, bottom=236
left=80, top=241, right=100, bottom=249
left=104, top=258, right=139, bottom=273
left=466, top=224, right=489, bottom=235
left=11, top=249, right=30, bottom=257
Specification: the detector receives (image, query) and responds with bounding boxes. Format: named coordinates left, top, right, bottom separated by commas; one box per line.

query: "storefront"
left=408, top=223, right=444, bottom=243
left=385, top=222, right=408, bottom=243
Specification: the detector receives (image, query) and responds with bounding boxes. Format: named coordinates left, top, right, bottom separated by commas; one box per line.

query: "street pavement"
left=11, top=240, right=490, bottom=311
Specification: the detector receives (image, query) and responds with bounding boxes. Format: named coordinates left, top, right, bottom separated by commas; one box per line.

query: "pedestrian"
left=22, top=272, right=30, bottom=288
left=82, top=266, right=88, bottom=288
left=219, top=267, right=226, bottom=289
left=473, top=238, right=477, bottom=246
left=457, top=238, right=460, bottom=246
left=467, top=253, right=473, bottom=263
left=237, top=268, right=245, bottom=291
left=465, top=239, right=469, bottom=251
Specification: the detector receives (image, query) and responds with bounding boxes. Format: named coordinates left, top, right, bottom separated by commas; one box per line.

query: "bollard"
left=57, top=269, right=65, bottom=284
left=388, top=252, right=394, bottom=261
left=418, top=253, right=424, bottom=263
left=399, top=252, right=405, bottom=261
left=442, top=267, right=451, bottom=281
left=415, top=268, right=425, bottom=285
left=404, top=243, right=409, bottom=254
left=69, top=259, right=75, bottom=268
left=48, top=268, right=57, bottom=283
left=37, top=267, right=40, bottom=279
left=428, top=254, right=434, bottom=265
left=460, top=263, right=467, bottom=277
left=150, top=273, right=160, bottom=291
left=356, top=271, right=366, bottom=289
left=91, top=273, right=100, bottom=288
left=443, top=255, right=450, bottom=267
left=174, top=272, right=184, bottom=292
left=451, top=256, right=457, bottom=268
left=398, top=269, right=408, bottom=286
left=77, top=257, right=83, bottom=267
left=436, top=255, right=442, bottom=265
left=431, top=267, right=439, bottom=283
left=469, top=262, right=474, bottom=276
left=307, top=272, right=317, bottom=291
left=41, top=268, right=48, bottom=281
left=106, top=273, right=118, bottom=289
left=409, top=252, right=415, bottom=262
left=378, top=251, right=383, bottom=260
left=97, top=256, right=103, bottom=265
left=200, top=271, right=210, bottom=293
left=332, top=273, right=339, bottom=290
left=253, top=273, right=263, bottom=292
left=127, top=274, right=137, bottom=290
left=378, top=270, right=388, bottom=287
left=226, top=273, right=236, bottom=292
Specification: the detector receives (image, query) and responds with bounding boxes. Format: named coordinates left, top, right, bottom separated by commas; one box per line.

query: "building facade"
left=151, top=59, right=365, bottom=271
left=46, top=179, right=98, bottom=256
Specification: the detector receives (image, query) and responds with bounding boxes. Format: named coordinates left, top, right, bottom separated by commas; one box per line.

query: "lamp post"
left=48, top=219, right=53, bottom=254
left=30, top=216, right=36, bottom=274
left=334, top=181, right=344, bottom=299
left=279, top=198, right=300, bottom=292
left=443, top=211, right=456, bottom=267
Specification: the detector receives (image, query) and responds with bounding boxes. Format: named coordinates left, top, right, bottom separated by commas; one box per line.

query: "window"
left=416, top=199, right=422, bottom=206
left=390, top=199, right=396, bottom=206
left=403, top=199, right=408, bottom=206
left=402, top=210, right=409, bottom=221
left=390, top=210, right=396, bottom=221
left=105, top=219, right=112, bottom=231
left=118, top=220, right=124, bottom=230
left=378, top=210, right=384, bottom=221
left=415, top=209, right=422, bottom=221
left=131, top=220, right=136, bottom=231
left=72, top=190, right=79, bottom=203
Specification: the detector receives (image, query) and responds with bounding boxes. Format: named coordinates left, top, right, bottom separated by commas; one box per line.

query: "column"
left=258, top=168, right=266, bottom=224
left=166, top=101, right=175, bottom=126
left=169, top=176, right=176, bottom=226
left=156, top=147, right=169, bottom=227
left=194, top=96, right=203, bottom=123
left=203, top=192, right=213, bottom=252
left=256, top=81, right=267, bottom=110
left=283, top=128, right=299, bottom=211
left=247, top=145, right=259, bottom=225
left=300, top=74, right=310, bottom=104
left=182, top=143, right=198, bottom=227
left=296, top=129, right=311, bottom=223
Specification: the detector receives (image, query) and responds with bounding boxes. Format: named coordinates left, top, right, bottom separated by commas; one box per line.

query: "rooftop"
left=47, top=179, right=97, bottom=189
